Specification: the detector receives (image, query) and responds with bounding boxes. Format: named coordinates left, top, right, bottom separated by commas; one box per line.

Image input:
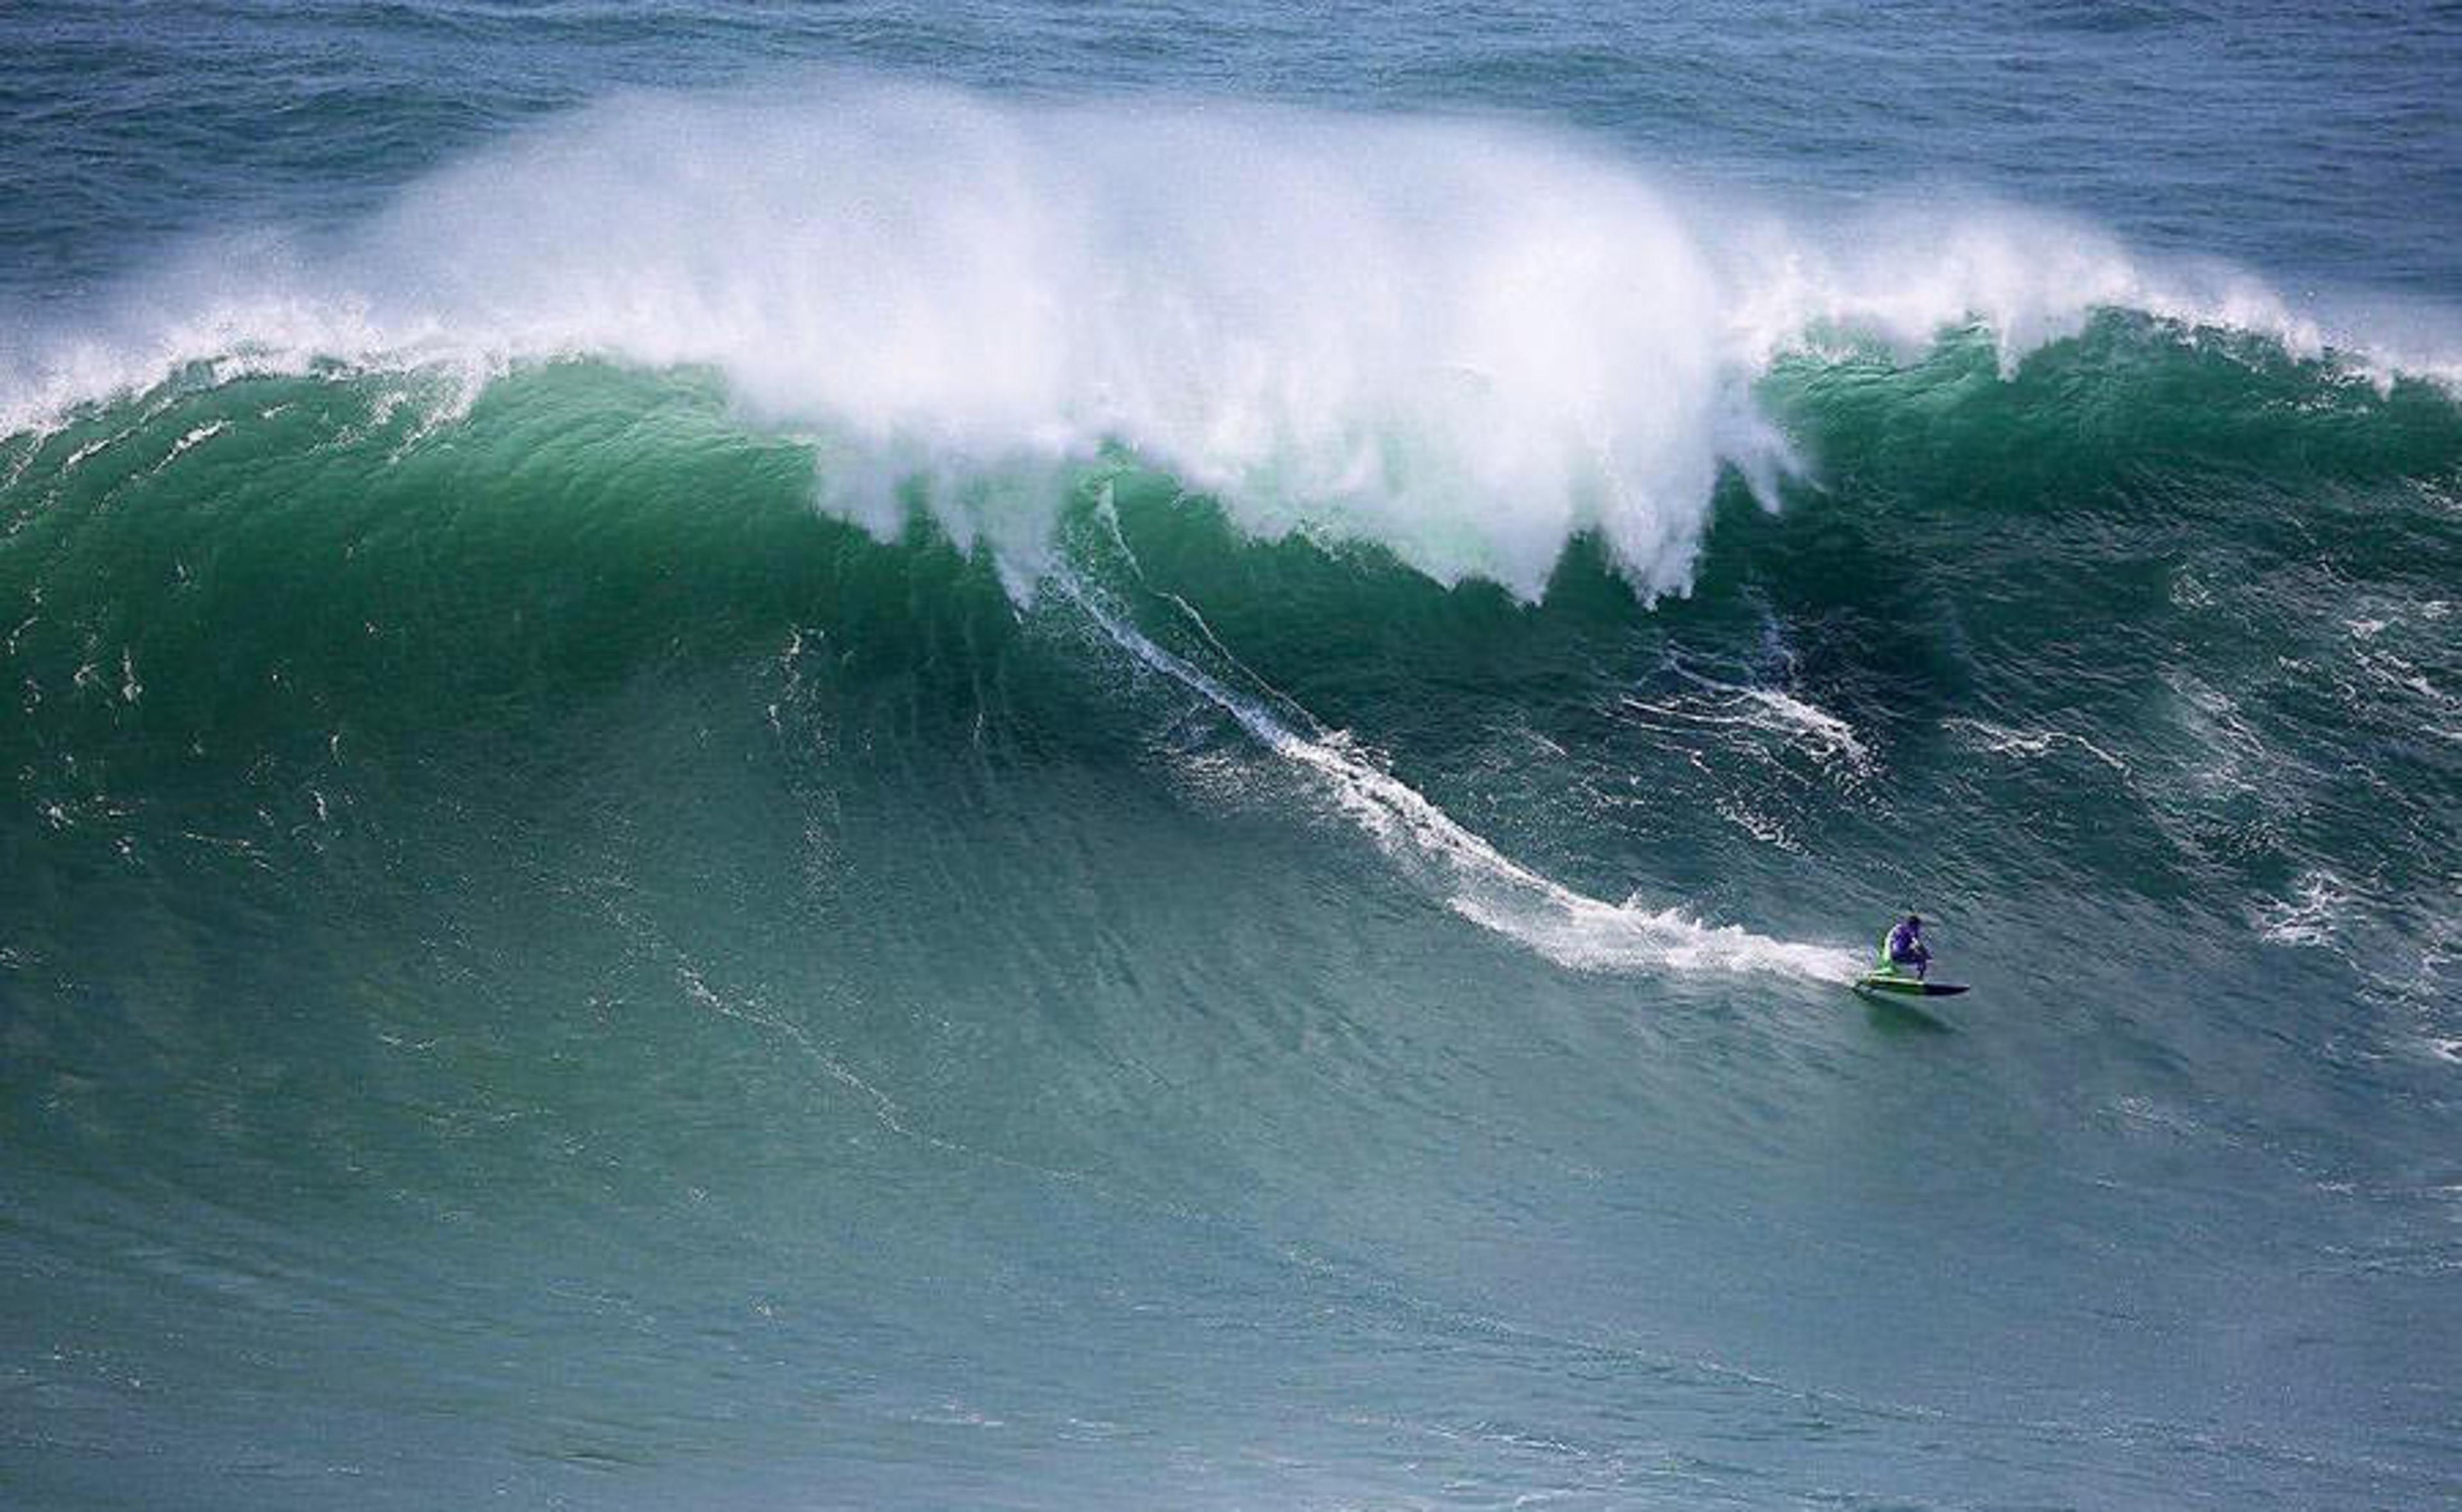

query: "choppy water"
left=4, top=4, right=2459, bottom=1508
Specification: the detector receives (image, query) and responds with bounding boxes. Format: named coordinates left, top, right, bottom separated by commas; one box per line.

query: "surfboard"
left=1853, top=972, right=1969, bottom=997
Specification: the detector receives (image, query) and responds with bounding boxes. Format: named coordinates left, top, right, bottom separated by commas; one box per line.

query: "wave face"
left=6, top=49, right=2462, bottom=1512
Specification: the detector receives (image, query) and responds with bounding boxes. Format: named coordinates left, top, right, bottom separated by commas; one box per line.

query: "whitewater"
left=11, top=80, right=2453, bottom=601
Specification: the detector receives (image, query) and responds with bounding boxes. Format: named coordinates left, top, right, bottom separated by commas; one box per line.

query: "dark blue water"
left=3, top=5, right=2458, bottom=1509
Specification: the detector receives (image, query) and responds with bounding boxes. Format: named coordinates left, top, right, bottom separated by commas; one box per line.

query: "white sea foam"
left=1645, top=663, right=1873, bottom=774
left=2256, top=869, right=2350, bottom=948
left=142, top=419, right=228, bottom=478
left=1945, top=717, right=2130, bottom=773
left=4, top=77, right=2454, bottom=600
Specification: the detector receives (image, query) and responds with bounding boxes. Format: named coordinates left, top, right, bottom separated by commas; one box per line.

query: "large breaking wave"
left=8, top=75, right=2456, bottom=604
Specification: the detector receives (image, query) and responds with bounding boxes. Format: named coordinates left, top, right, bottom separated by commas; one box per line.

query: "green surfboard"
left=1854, top=972, right=1969, bottom=997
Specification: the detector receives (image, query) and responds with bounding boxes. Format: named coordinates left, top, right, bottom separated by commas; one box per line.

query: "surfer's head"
left=1905, top=913, right=1922, bottom=929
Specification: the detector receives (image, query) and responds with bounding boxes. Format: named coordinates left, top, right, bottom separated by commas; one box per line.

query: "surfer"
left=1855, top=916, right=1967, bottom=998
left=1880, top=914, right=1930, bottom=979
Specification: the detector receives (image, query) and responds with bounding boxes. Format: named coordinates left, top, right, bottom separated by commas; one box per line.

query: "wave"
left=6, top=74, right=2457, bottom=605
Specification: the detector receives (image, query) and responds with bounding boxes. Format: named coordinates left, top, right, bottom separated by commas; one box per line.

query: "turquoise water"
left=4, top=6, right=2459, bottom=1508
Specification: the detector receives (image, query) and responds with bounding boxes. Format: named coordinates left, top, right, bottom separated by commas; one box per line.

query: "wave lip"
left=7, top=76, right=2458, bottom=602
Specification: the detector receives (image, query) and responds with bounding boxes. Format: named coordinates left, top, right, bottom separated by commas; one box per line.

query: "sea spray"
left=8, top=77, right=2452, bottom=609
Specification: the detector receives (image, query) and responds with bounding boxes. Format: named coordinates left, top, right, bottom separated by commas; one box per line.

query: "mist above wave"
left=6, top=76, right=2438, bottom=600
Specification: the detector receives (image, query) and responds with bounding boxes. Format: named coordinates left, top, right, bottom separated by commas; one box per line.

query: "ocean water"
left=3, top=4, right=2459, bottom=1508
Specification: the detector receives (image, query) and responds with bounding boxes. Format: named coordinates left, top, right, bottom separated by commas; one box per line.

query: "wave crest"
left=5, top=76, right=2454, bottom=600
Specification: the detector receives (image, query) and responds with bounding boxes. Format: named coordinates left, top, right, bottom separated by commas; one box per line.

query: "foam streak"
left=1060, top=576, right=1859, bottom=982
